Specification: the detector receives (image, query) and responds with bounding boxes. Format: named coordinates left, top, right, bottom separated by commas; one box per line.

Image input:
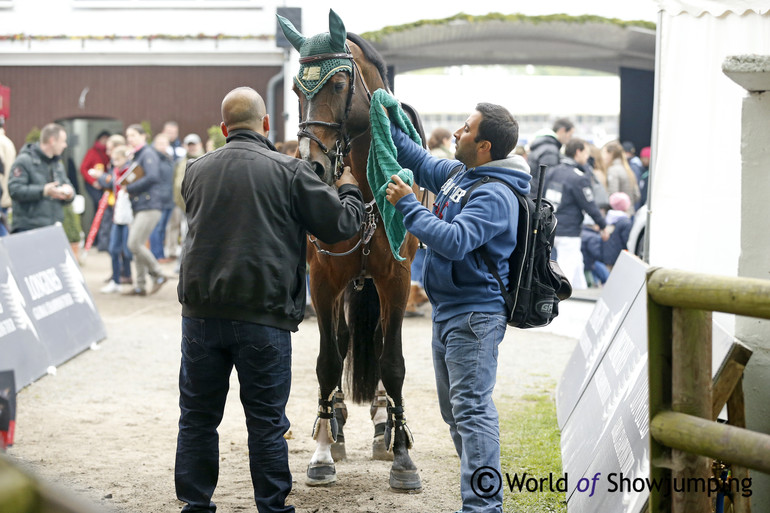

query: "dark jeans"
left=97, top=205, right=113, bottom=252
left=175, top=317, right=294, bottom=513
left=0, top=207, right=9, bottom=236
left=108, top=223, right=132, bottom=283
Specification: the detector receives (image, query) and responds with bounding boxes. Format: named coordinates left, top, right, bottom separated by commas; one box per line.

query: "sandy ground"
left=6, top=250, right=590, bottom=513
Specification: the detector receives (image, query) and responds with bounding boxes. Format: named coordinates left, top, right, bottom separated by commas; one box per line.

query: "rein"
left=308, top=198, right=378, bottom=258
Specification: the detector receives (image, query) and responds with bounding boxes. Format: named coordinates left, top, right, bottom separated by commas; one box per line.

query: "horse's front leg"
left=306, top=264, right=348, bottom=486
left=376, top=274, right=422, bottom=493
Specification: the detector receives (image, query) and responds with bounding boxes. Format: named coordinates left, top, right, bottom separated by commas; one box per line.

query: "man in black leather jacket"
left=175, top=86, right=364, bottom=513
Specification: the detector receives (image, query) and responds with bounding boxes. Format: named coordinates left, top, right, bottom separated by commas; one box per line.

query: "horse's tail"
left=344, top=278, right=382, bottom=403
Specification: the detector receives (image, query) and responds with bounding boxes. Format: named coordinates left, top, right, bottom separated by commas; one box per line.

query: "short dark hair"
left=552, top=118, right=574, bottom=133
left=475, top=103, right=518, bottom=161
left=564, top=138, right=586, bottom=158
left=40, top=123, right=65, bottom=145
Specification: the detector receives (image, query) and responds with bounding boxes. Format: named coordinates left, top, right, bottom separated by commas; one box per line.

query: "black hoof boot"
left=389, top=467, right=422, bottom=493
left=306, top=462, right=337, bottom=486
left=385, top=400, right=421, bottom=493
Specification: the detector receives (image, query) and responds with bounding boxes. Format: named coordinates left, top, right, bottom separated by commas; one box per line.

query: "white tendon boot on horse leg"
left=370, top=381, right=393, bottom=461
left=307, top=390, right=338, bottom=486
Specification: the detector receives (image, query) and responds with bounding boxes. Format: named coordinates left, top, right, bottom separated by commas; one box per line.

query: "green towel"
left=368, top=89, right=422, bottom=261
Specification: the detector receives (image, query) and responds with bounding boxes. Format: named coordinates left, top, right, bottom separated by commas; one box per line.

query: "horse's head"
left=278, top=10, right=374, bottom=186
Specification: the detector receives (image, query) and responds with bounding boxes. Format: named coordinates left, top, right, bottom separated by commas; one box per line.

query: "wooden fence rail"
left=647, top=267, right=770, bottom=513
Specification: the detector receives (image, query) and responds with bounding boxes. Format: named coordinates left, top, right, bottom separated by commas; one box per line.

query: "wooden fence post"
left=647, top=285, right=672, bottom=513
left=671, top=308, right=711, bottom=513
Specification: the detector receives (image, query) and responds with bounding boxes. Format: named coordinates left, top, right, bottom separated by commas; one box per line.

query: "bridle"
left=299, top=49, right=379, bottom=275
left=296, top=49, right=373, bottom=181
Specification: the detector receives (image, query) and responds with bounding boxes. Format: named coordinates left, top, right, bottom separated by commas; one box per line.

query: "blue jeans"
left=433, top=312, right=507, bottom=513
left=108, top=223, right=132, bottom=283
left=0, top=207, right=9, bottom=236
left=411, top=247, right=426, bottom=287
left=591, top=261, right=610, bottom=284
left=150, top=207, right=172, bottom=259
left=175, top=317, right=294, bottom=513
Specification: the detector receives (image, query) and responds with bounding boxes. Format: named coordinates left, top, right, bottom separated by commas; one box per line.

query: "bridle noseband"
left=297, top=50, right=373, bottom=180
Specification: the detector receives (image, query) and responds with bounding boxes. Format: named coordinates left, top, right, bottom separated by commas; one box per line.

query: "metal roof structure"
left=362, top=13, right=656, bottom=74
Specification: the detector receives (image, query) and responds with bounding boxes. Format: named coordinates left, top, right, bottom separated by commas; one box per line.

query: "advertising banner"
left=0, top=226, right=106, bottom=390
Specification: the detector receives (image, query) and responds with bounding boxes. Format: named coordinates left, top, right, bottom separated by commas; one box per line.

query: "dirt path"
left=6, top=251, right=586, bottom=512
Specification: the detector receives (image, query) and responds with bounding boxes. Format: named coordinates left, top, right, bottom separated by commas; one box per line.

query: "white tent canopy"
left=649, top=1, right=770, bottom=275
left=657, top=0, right=770, bottom=16
left=650, top=2, right=770, bottom=508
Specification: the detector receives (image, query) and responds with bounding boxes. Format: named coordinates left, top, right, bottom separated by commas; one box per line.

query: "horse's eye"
left=334, top=81, right=346, bottom=93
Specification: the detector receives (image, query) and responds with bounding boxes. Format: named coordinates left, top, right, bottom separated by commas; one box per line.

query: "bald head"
left=221, top=87, right=267, bottom=133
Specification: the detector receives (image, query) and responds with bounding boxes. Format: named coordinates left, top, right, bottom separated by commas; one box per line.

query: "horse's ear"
left=328, top=9, right=347, bottom=53
left=276, top=14, right=305, bottom=52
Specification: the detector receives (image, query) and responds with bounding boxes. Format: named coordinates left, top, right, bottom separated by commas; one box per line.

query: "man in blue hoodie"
left=385, top=103, right=530, bottom=513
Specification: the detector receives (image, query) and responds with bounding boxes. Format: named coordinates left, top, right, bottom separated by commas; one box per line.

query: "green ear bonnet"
left=276, top=9, right=353, bottom=99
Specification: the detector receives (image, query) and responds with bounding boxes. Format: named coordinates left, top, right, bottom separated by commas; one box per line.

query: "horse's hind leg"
left=370, top=381, right=393, bottom=461
left=331, top=389, right=347, bottom=461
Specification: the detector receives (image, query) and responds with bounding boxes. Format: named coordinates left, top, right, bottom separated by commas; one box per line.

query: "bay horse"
left=278, top=11, right=423, bottom=493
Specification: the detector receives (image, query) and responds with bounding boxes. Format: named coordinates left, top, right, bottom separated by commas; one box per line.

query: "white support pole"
left=724, top=53, right=770, bottom=510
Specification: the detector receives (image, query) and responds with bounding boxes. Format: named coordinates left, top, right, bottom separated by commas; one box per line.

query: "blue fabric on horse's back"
left=368, top=89, right=420, bottom=261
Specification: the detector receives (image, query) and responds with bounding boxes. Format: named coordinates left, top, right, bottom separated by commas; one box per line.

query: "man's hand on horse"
left=335, top=166, right=359, bottom=188
left=386, top=174, right=413, bottom=206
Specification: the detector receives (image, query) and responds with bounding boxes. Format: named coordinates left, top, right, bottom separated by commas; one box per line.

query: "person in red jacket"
left=80, top=130, right=112, bottom=250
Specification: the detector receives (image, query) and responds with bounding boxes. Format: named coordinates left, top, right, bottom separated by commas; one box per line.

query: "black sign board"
left=0, top=226, right=106, bottom=390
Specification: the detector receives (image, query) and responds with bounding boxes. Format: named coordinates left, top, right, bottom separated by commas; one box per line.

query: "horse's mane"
left=347, top=33, right=391, bottom=92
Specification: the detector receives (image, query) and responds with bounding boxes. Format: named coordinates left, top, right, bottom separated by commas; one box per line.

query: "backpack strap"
left=447, top=163, right=463, bottom=181
left=460, top=176, right=520, bottom=312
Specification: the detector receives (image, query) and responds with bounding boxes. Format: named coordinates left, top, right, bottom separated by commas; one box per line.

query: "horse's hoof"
left=389, top=468, right=422, bottom=493
left=306, top=462, right=336, bottom=486
left=330, top=439, right=346, bottom=462
left=372, top=422, right=393, bottom=461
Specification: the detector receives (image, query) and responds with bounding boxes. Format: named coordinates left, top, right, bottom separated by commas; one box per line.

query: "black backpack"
left=461, top=165, right=572, bottom=328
